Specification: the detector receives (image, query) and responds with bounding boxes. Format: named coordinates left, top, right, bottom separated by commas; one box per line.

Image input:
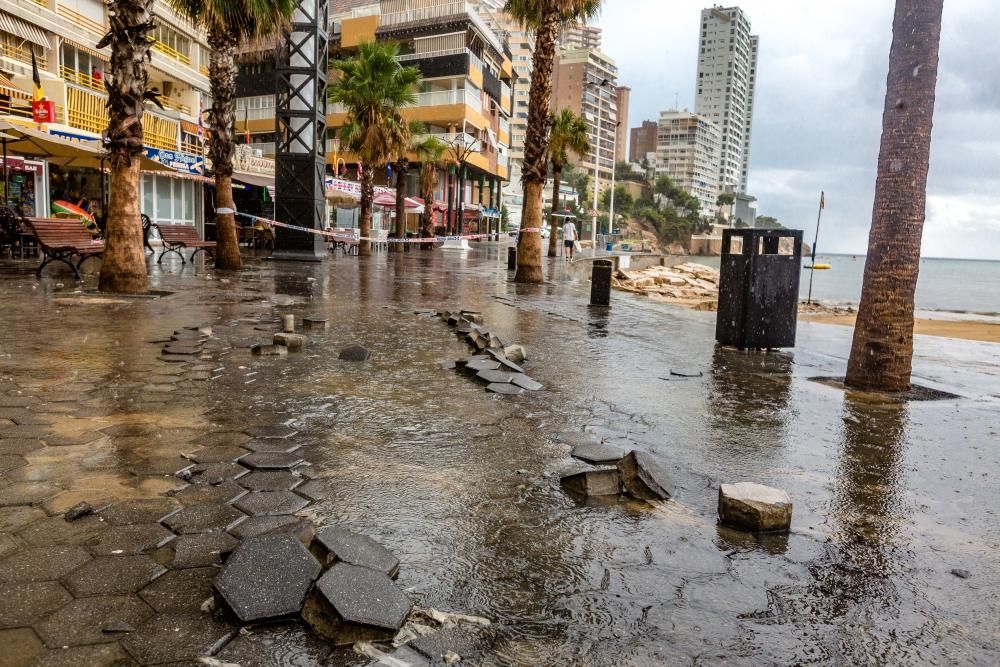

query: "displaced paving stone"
left=139, top=567, right=217, bottom=612
left=476, top=370, right=516, bottom=384
left=571, top=442, right=626, bottom=464
left=229, top=516, right=314, bottom=542
left=273, top=333, right=308, bottom=350
left=241, top=439, right=303, bottom=453
left=338, top=345, right=371, bottom=362
left=188, top=462, right=251, bottom=484
left=556, top=431, right=601, bottom=447
left=240, top=451, right=305, bottom=470
left=128, top=457, right=189, bottom=477
left=121, top=611, right=237, bottom=664
left=0, top=438, right=45, bottom=455
left=251, top=344, right=288, bottom=357
left=196, top=431, right=252, bottom=448
left=88, top=524, right=176, bottom=556
left=303, top=317, right=329, bottom=330
left=618, top=451, right=677, bottom=501
left=171, top=481, right=247, bottom=506
left=215, top=533, right=321, bottom=623
left=64, top=502, right=94, bottom=521
left=64, top=555, right=166, bottom=596
left=29, top=641, right=133, bottom=667
left=718, top=482, right=792, bottom=533
left=100, top=423, right=159, bottom=437
left=295, top=480, right=329, bottom=502
left=99, top=498, right=180, bottom=526
left=162, top=345, right=201, bottom=356
left=0, top=581, right=74, bottom=629
left=188, top=446, right=249, bottom=464
left=0, top=545, right=89, bottom=585
left=312, top=526, right=400, bottom=577
left=101, top=620, right=134, bottom=633
left=234, top=491, right=309, bottom=517
left=502, top=344, right=527, bottom=364
left=561, top=469, right=623, bottom=497
left=170, top=532, right=239, bottom=569
left=18, top=515, right=108, bottom=547
left=306, top=563, right=412, bottom=641
left=510, top=374, right=543, bottom=391
left=486, top=383, right=525, bottom=395
left=214, top=621, right=333, bottom=665
left=410, top=627, right=484, bottom=663
left=466, top=359, right=501, bottom=372
left=0, top=482, right=62, bottom=507
left=439, top=360, right=457, bottom=370
left=238, top=470, right=304, bottom=491
left=244, top=425, right=298, bottom=439
left=163, top=503, right=247, bottom=535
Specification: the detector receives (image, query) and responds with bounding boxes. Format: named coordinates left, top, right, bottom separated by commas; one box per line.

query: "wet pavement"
left=0, top=245, right=998, bottom=665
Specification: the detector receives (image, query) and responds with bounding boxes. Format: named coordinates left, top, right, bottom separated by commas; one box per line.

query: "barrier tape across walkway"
left=232, top=212, right=540, bottom=244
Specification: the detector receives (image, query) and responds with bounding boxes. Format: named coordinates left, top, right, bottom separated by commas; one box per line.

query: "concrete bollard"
left=507, top=247, right=517, bottom=270
left=590, top=260, right=613, bottom=307
left=282, top=315, right=295, bottom=333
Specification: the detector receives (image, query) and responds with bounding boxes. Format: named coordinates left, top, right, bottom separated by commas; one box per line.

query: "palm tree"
left=546, top=108, right=590, bottom=257
left=505, top=0, right=600, bottom=283
left=390, top=121, right=428, bottom=250
left=330, top=42, right=420, bottom=256
left=414, top=135, right=446, bottom=248
left=96, top=0, right=158, bottom=294
left=169, top=0, right=296, bottom=271
left=845, top=0, right=944, bottom=392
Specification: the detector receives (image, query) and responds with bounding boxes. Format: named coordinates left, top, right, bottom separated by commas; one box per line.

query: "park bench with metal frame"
left=155, top=223, right=216, bottom=264
left=24, top=218, right=104, bottom=279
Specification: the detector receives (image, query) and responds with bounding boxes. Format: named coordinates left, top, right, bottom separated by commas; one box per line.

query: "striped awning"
left=63, top=38, right=108, bottom=60
left=0, top=11, right=50, bottom=48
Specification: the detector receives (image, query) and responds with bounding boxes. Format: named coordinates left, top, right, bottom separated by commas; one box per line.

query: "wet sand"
left=800, top=312, right=1000, bottom=343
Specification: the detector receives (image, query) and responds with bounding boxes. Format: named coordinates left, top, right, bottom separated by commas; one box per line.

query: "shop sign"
left=325, top=176, right=393, bottom=197
left=144, top=148, right=205, bottom=175
left=0, top=157, right=43, bottom=175
left=32, top=100, right=56, bottom=124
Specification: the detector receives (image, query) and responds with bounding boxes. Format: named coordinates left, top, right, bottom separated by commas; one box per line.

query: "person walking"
left=562, top=218, right=578, bottom=260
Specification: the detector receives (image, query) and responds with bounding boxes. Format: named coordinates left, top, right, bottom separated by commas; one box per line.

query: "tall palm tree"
left=546, top=108, right=590, bottom=257
left=505, top=0, right=600, bottom=283
left=96, top=0, right=158, bottom=294
left=415, top=136, right=446, bottom=248
left=390, top=121, right=428, bottom=250
left=330, top=42, right=420, bottom=256
left=169, top=0, right=295, bottom=271
left=845, top=0, right=944, bottom=392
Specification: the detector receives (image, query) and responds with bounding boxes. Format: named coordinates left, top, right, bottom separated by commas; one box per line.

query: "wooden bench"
left=24, top=218, right=104, bottom=280
left=155, top=224, right=216, bottom=264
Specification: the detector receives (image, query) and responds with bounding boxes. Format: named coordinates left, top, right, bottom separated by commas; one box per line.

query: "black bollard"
left=590, top=259, right=613, bottom=307
left=507, top=246, right=517, bottom=270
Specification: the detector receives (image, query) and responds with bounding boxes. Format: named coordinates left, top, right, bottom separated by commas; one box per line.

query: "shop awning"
left=0, top=11, right=49, bottom=48
left=373, top=192, right=423, bottom=211
left=232, top=171, right=274, bottom=188
left=63, top=39, right=108, bottom=60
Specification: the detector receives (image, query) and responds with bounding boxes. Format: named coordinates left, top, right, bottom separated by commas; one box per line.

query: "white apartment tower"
left=694, top=6, right=759, bottom=194
left=655, top=110, right=722, bottom=216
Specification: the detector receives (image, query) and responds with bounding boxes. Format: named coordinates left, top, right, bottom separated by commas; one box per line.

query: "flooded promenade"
left=0, top=245, right=997, bottom=665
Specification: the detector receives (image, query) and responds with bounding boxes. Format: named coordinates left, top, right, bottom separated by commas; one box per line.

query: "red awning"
left=412, top=197, right=448, bottom=212
left=373, top=192, right=423, bottom=210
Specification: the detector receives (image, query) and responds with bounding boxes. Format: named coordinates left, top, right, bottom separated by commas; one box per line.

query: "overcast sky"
left=597, top=1, right=1000, bottom=259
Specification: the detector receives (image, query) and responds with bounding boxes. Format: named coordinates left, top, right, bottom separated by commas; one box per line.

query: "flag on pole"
left=197, top=93, right=205, bottom=144
left=31, top=49, right=43, bottom=101
left=387, top=163, right=392, bottom=180
left=357, top=161, right=363, bottom=179
left=820, top=191, right=825, bottom=210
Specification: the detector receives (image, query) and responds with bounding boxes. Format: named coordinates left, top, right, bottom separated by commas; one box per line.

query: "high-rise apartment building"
left=559, top=22, right=602, bottom=51
left=694, top=5, right=758, bottom=194
left=614, top=85, right=630, bottom=164
left=654, top=110, right=721, bottom=215
left=550, top=47, right=622, bottom=192
left=630, top=120, right=658, bottom=163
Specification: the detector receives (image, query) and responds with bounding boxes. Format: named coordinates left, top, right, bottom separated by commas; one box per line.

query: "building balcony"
left=56, top=5, right=106, bottom=36
left=152, top=40, right=191, bottom=67
left=380, top=1, right=468, bottom=27
left=64, top=84, right=181, bottom=152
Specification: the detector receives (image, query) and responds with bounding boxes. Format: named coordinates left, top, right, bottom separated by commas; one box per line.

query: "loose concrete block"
left=718, top=482, right=792, bottom=533
left=617, top=451, right=676, bottom=501
left=273, top=333, right=308, bottom=351
left=560, top=469, right=622, bottom=497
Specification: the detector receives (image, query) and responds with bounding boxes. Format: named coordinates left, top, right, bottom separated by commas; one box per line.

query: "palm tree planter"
left=169, top=0, right=296, bottom=270
left=330, top=42, right=419, bottom=257
left=505, top=0, right=599, bottom=283
left=96, top=0, right=158, bottom=294
left=547, top=108, right=590, bottom=257
left=845, top=0, right=944, bottom=392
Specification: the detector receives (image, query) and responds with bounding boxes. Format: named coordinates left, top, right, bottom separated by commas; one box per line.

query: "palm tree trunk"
left=359, top=168, right=374, bottom=256
left=99, top=160, right=148, bottom=293
left=515, top=7, right=561, bottom=283
left=845, top=0, right=943, bottom=391
left=548, top=165, right=562, bottom=257
left=392, top=159, right=407, bottom=252
left=97, top=0, right=153, bottom=294
left=207, top=27, right=241, bottom=270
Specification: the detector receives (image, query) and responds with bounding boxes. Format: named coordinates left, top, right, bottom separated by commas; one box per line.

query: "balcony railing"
left=158, top=94, right=191, bottom=115
left=57, top=6, right=106, bottom=34
left=381, top=1, right=466, bottom=26
left=412, top=88, right=481, bottom=113
left=1, top=42, right=46, bottom=68
left=152, top=40, right=191, bottom=66
left=60, top=66, right=103, bottom=92
left=65, top=85, right=180, bottom=151
left=179, top=140, right=203, bottom=156
left=397, top=47, right=466, bottom=62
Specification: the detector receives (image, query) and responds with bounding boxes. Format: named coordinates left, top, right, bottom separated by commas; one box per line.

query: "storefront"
left=141, top=148, right=206, bottom=234
left=1, top=157, right=47, bottom=217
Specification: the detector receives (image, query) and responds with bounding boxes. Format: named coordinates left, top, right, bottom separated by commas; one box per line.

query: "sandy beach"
left=799, top=311, right=1000, bottom=343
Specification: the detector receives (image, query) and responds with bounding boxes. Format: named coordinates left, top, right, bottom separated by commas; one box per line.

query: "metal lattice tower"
left=273, top=0, right=329, bottom=260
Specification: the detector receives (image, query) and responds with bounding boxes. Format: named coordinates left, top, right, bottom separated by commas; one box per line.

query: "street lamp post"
left=608, top=120, right=620, bottom=240
left=588, top=79, right=611, bottom=250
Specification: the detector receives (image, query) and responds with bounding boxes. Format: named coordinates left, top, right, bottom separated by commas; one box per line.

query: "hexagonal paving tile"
left=187, top=446, right=249, bottom=464
left=99, top=498, right=180, bottom=526
left=31, top=643, right=133, bottom=666
left=0, top=533, right=17, bottom=560
left=43, top=432, right=103, bottom=447
left=233, top=491, right=309, bottom=517
left=188, top=462, right=251, bottom=484
left=0, top=482, right=63, bottom=507
left=215, top=533, right=321, bottom=623
left=162, top=503, right=247, bottom=535
left=0, top=454, right=27, bottom=473
left=0, top=581, right=73, bottom=629
left=34, top=595, right=154, bottom=648
left=17, top=515, right=108, bottom=547
left=88, top=524, right=176, bottom=556
left=295, top=480, right=330, bottom=502
left=241, top=439, right=303, bottom=454
left=138, top=567, right=217, bottom=612
left=122, top=611, right=237, bottom=665
left=64, top=555, right=166, bottom=597
left=229, top=515, right=310, bottom=541
left=171, top=481, right=247, bottom=507
left=238, top=470, right=305, bottom=492
left=313, top=563, right=411, bottom=630
left=239, top=452, right=305, bottom=471
left=313, top=526, right=400, bottom=577
left=127, top=457, right=189, bottom=477
left=0, top=438, right=45, bottom=456
left=0, top=627, right=44, bottom=664
left=0, top=507, right=47, bottom=534
left=100, top=423, right=159, bottom=437
left=195, top=431, right=252, bottom=448
left=214, top=622, right=332, bottom=666
left=243, top=425, right=298, bottom=439
left=170, top=532, right=239, bottom=569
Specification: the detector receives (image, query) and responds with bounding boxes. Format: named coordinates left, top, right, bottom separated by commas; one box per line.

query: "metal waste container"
left=715, top=229, right=803, bottom=349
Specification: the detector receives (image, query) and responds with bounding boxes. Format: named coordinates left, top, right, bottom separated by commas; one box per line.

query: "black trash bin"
left=715, top=228, right=803, bottom=349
